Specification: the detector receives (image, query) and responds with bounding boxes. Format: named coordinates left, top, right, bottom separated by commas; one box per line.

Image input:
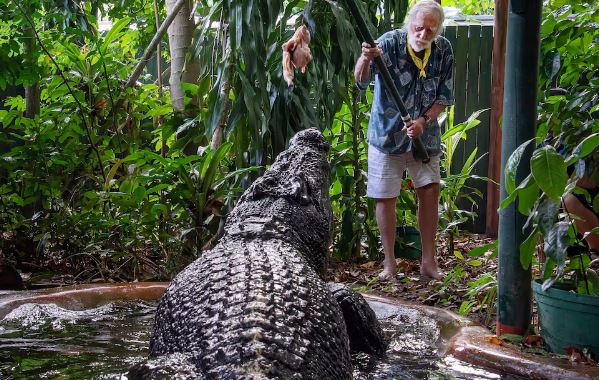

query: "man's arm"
left=354, top=42, right=382, bottom=85
left=423, top=103, right=446, bottom=122
left=406, top=103, right=446, bottom=139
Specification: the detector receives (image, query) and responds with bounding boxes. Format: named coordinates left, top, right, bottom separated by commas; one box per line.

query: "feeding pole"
left=497, top=0, right=543, bottom=336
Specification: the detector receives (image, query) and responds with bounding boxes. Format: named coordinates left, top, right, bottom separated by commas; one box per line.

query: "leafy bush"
left=501, top=3, right=599, bottom=292
left=439, top=107, right=489, bottom=255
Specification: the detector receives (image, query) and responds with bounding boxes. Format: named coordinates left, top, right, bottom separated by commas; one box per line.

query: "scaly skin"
left=137, top=129, right=352, bottom=379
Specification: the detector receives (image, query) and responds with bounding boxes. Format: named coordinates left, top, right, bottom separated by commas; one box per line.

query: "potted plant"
left=501, top=3, right=599, bottom=358
left=395, top=178, right=421, bottom=260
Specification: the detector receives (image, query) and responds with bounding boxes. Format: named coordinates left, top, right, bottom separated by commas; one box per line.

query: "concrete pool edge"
left=2, top=283, right=598, bottom=379
left=0, top=282, right=170, bottom=319
left=363, top=293, right=599, bottom=380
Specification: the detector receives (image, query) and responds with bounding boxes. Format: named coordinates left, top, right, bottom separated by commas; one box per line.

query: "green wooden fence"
left=443, top=20, right=494, bottom=233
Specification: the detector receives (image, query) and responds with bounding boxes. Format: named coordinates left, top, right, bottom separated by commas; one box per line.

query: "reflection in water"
left=0, top=300, right=508, bottom=379
left=0, top=301, right=155, bottom=379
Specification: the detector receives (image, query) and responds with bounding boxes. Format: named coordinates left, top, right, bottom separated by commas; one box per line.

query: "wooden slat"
left=442, top=25, right=457, bottom=134
left=442, top=24, right=495, bottom=234
left=457, top=25, right=483, bottom=231
left=469, top=25, right=485, bottom=232
left=449, top=25, right=470, bottom=189
left=452, top=25, right=469, bottom=125
left=472, top=25, right=494, bottom=233
left=443, top=25, right=458, bottom=58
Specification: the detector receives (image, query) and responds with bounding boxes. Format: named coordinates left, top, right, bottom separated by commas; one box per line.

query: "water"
left=0, top=300, right=510, bottom=379
left=0, top=301, right=155, bottom=379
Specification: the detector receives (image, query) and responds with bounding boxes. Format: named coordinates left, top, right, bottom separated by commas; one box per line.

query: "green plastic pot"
left=394, top=226, right=422, bottom=260
left=532, top=279, right=599, bottom=358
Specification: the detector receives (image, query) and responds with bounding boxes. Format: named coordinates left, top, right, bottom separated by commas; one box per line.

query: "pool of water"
left=0, top=299, right=512, bottom=379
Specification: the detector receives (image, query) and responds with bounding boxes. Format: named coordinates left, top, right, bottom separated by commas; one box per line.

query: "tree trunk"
left=23, top=16, right=40, bottom=118
left=211, top=35, right=232, bottom=150
left=124, top=0, right=187, bottom=90
left=166, top=0, right=199, bottom=111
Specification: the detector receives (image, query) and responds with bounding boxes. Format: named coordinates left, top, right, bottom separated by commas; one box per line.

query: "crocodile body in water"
left=129, top=129, right=385, bottom=379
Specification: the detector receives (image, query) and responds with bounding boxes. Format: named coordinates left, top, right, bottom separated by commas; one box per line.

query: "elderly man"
left=354, top=0, right=454, bottom=280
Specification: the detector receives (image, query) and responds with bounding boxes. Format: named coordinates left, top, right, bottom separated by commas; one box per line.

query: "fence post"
left=486, top=0, right=508, bottom=238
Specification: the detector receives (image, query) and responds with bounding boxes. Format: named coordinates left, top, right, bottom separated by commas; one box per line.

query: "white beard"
left=408, top=34, right=433, bottom=52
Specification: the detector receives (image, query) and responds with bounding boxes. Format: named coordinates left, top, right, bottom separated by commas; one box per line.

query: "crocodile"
left=129, top=129, right=385, bottom=379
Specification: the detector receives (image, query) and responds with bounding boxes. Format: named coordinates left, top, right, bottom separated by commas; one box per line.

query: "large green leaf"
left=500, top=173, right=535, bottom=209
left=102, top=17, right=131, bottom=52
left=536, top=197, right=559, bottom=236
left=504, top=139, right=535, bottom=195
left=520, top=230, right=539, bottom=270
left=517, top=176, right=540, bottom=215
left=467, top=240, right=497, bottom=257
left=530, top=145, right=567, bottom=201
left=565, top=133, right=599, bottom=165
left=543, top=221, right=569, bottom=270
left=543, top=51, right=560, bottom=81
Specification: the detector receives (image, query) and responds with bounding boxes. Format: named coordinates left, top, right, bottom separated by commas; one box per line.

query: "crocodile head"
left=224, top=128, right=332, bottom=277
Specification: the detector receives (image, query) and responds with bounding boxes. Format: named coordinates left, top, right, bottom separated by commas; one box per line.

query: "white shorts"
left=366, top=146, right=441, bottom=199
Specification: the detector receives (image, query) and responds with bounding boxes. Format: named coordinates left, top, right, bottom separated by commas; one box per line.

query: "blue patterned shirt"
left=358, top=29, right=454, bottom=155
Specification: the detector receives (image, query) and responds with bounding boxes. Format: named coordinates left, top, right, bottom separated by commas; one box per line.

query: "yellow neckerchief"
left=407, top=43, right=431, bottom=78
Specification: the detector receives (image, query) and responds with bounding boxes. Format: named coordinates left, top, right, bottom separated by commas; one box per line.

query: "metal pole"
left=496, top=0, right=543, bottom=336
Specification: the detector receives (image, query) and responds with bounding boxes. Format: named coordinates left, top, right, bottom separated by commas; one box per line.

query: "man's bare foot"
left=420, top=260, right=442, bottom=280
left=378, top=259, right=398, bottom=281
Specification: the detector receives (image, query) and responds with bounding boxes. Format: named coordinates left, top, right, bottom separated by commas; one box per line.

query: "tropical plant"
left=0, top=9, right=257, bottom=280
left=501, top=3, right=599, bottom=292
left=458, top=241, right=498, bottom=325
left=328, top=86, right=374, bottom=261
left=438, top=107, right=489, bottom=256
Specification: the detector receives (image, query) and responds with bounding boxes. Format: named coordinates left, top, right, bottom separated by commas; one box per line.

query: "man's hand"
left=355, top=42, right=382, bottom=83
left=361, top=42, right=383, bottom=61
left=404, top=117, right=426, bottom=139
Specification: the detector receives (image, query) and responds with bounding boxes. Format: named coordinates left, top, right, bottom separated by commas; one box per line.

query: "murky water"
left=0, top=299, right=511, bottom=379
left=0, top=301, right=155, bottom=379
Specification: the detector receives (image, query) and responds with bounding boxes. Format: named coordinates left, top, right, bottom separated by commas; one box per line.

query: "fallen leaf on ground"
left=523, top=335, right=544, bottom=347
left=485, top=336, right=504, bottom=346
left=359, top=261, right=378, bottom=270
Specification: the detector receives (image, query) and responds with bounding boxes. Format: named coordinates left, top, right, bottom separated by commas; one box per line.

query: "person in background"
left=354, top=0, right=454, bottom=280
left=564, top=176, right=599, bottom=256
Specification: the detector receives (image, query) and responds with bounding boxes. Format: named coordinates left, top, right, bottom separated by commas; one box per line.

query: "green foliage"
left=442, top=0, right=494, bottom=16
left=460, top=272, right=497, bottom=323
left=501, top=3, right=599, bottom=293
left=439, top=107, right=489, bottom=254
left=435, top=265, right=465, bottom=305
left=0, top=11, right=255, bottom=280
left=328, top=87, right=375, bottom=261
left=442, top=241, right=498, bottom=324
left=538, top=3, right=599, bottom=182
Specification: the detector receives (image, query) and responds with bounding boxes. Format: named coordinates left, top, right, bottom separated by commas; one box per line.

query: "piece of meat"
left=282, top=25, right=313, bottom=87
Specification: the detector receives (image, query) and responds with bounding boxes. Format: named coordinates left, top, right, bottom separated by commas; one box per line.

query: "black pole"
left=344, top=0, right=430, bottom=163
left=497, top=0, right=542, bottom=336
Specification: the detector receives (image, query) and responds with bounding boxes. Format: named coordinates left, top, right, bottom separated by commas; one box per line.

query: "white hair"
left=405, top=0, right=445, bottom=38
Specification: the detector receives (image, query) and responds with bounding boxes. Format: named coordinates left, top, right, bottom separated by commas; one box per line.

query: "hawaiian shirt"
left=357, top=29, right=454, bottom=155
